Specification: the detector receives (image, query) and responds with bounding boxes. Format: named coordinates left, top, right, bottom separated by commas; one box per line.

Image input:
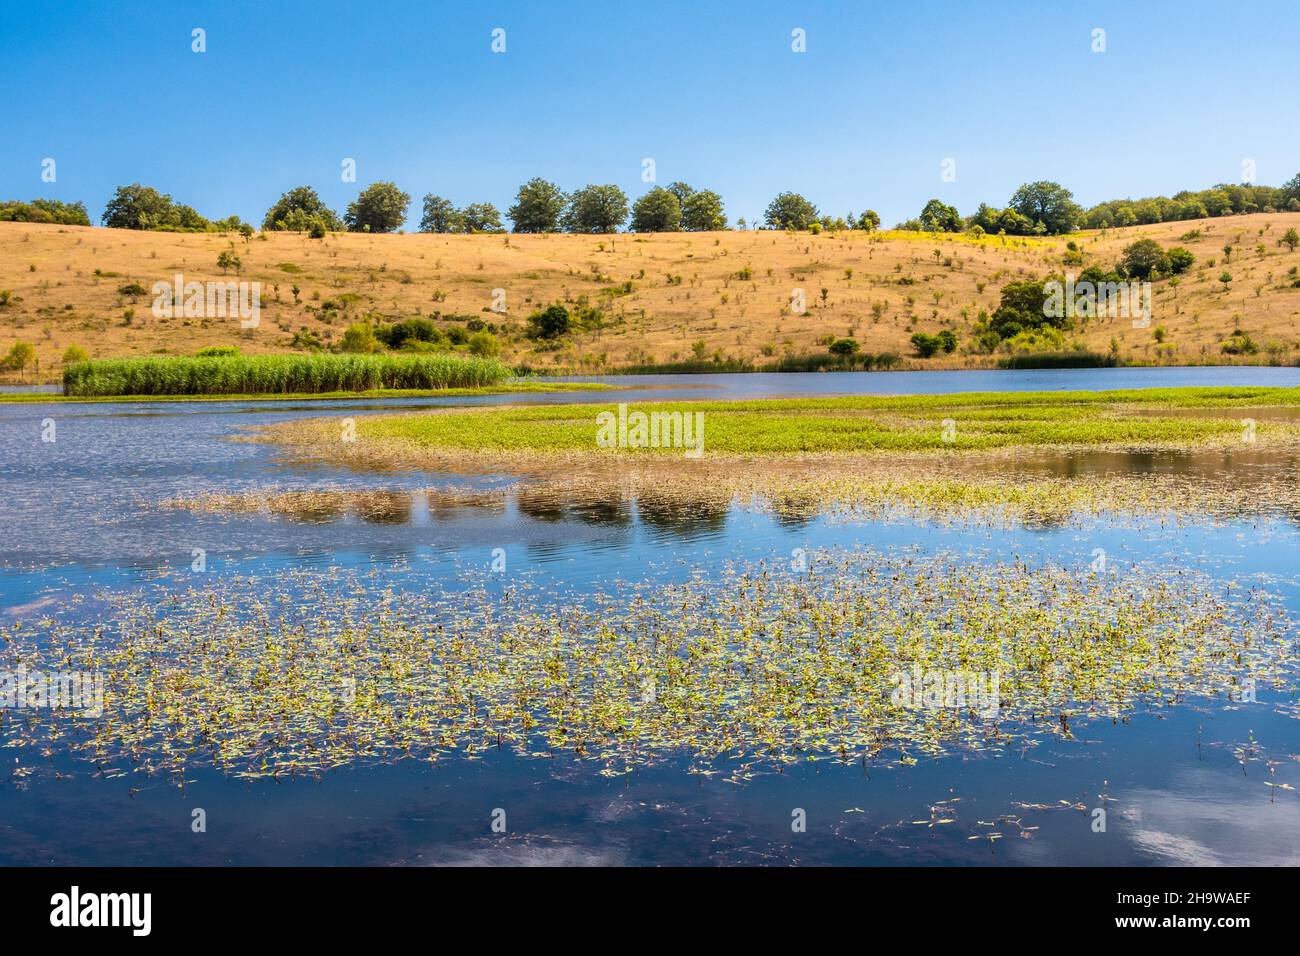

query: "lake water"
left=2, top=367, right=1298, bottom=866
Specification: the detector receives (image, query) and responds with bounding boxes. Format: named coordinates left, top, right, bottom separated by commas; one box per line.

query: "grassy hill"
left=3, top=213, right=1300, bottom=383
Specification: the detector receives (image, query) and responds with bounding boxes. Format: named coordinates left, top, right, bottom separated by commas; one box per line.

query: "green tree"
left=764, top=192, right=819, bottom=230
left=420, top=195, right=462, bottom=233
left=666, top=182, right=695, bottom=207
left=1120, top=239, right=1168, bottom=279
left=1281, top=173, right=1300, bottom=204
left=1282, top=228, right=1300, bottom=252
left=681, top=189, right=727, bottom=231
left=527, top=303, right=571, bottom=338
left=1166, top=246, right=1196, bottom=274
left=630, top=187, right=682, bottom=232
left=263, top=186, right=341, bottom=231
left=1008, top=181, right=1082, bottom=234
left=989, top=280, right=1052, bottom=339
left=507, top=178, right=568, bottom=233
left=564, top=184, right=629, bottom=233
left=461, top=202, right=504, bottom=233
left=918, top=199, right=961, bottom=232
left=62, top=344, right=90, bottom=364
left=828, top=338, right=859, bottom=356
left=909, top=332, right=942, bottom=358
left=0, top=198, right=91, bottom=225
left=344, top=182, right=410, bottom=233
left=857, top=209, right=880, bottom=231
left=1, top=341, right=36, bottom=378
left=101, top=184, right=179, bottom=230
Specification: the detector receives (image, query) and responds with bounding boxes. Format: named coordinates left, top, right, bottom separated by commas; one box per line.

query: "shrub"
left=468, top=331, right=501, bottom=357
left=62, top=344, right=90, bottom=364
left=1221, top=332, right=1258, bottom=355
left=195, top=346, right=239, bottom=357
left=828, top=338, right=859, bottom=356
left=910, top=332, right=942, bottom=358
left=339, top=323, right=381, bottom=353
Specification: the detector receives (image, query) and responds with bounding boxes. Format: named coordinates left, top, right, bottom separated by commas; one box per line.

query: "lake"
left=2, top=367, right=1298, bottom=865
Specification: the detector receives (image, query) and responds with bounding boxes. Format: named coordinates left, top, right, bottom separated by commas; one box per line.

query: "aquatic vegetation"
left=264, top=387, right=1300, bottom=463
left=0, top=381, right=611, bottom=403
left=62, top=352, right=512, bottom=396
left=3, top=551, right=1292, bottom=783
left=164, top=486, right=507, bottom=522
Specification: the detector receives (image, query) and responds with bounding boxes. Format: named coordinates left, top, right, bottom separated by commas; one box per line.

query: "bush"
left=1221, top=332, right=1258, bottom=355
left=468, top=331, right=501, bottom=357
left=909, top=332, right=944, bottom=358
left=62, top=345, right=90, bottom=364
left=828, top=338, right=859, bottom=356
left=195, top=346, right=239, bottom=357
left=340, top=323, right=381, bottom=353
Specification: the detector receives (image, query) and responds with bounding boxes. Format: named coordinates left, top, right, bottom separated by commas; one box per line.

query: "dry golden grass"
left=3, top=213, right=1300, bottom=381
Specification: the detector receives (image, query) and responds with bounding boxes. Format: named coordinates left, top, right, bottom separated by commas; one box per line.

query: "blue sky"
left=3, top=0, right=1298, bottom=229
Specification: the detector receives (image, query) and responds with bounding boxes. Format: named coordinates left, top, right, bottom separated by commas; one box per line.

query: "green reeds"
left=62, top=352, right=511, bottom=396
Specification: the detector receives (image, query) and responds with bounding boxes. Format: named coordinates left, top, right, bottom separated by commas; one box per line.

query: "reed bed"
left=4, top=551, right=1290, bottom=782
left=62, top=352, right=511, bottom=396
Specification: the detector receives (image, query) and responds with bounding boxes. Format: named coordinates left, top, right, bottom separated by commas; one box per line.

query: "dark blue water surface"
left=1, top=368, right=1298, bottom=865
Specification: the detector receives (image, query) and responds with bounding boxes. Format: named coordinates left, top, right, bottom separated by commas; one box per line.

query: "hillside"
left=2, top=214, right=1299, bottom=383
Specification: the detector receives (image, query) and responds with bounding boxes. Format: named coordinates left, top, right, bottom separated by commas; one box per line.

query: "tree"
left=1120, top=238, right=1168, bottom=279
left=857, top=209, right=880, bottom=231
left=682, top=190, right=727, bottom=231
left=764, top=192, right=818, bottom=230
left=1281, top=173, right=1300, bottom=204
left=0, top=198, right=91, bottom=226
left=507, top=178, right=568, bottom=233
left=989, top=280, right=1052, bottom=339
left=263, top=186, right=341, bottom=232
left=918, top=199, right=961, bottom=232
left=461, top=202, right=504, bottom=233
left=420, top=195, right=462, bottom=233
left=1008, top=181, right=1082, bottom=235
left=666, top=182, right=695, bottom=207
left=828, top=338, right=859, bottom=356
left=216, top=251, right=241, bottom=274
left=101, top=184, right=179, bottom=230
left=1, top=341, right=36, bottom=379
left=1282, top=228, right=1300, bottom=252
left=630, top=187, right=681, bottom=232
left=564, top=184, right=629, bottom=233
left=910, top=333, right=943, bottom=357
left=344, top=182, right=410, bottom=233
left=527, top=303, right=570, bottom=338
left=1166, top=246, right=1196, bottom=273
left=62, top=344, right=90, bottom=364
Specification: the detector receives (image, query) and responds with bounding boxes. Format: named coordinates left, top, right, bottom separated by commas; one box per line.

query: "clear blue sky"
left=3, top=0, right=1297, bottom=229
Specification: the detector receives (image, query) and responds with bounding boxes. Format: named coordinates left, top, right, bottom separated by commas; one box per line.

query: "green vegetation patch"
left=354, top=387, right=1300, bottom=455
left=62, top=352, right=513, bottom=396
